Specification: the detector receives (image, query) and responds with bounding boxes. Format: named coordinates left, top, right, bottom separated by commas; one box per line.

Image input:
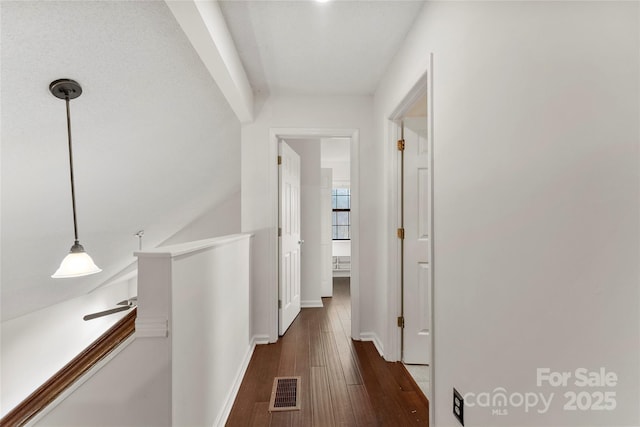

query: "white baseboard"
left=252, top=334, right=270, bottom=345
left=359, top=332, right=384, bottom=358
left=216, top=335, right=265, bottom=426
left=301, top=300, right=324, bottom=308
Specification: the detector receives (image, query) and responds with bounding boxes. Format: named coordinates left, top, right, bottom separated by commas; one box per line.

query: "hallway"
left=226, top=278, right=429, bottom=426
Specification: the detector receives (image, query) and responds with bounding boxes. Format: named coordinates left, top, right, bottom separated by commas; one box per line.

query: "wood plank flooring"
left=226, top=278, right=429, bottom=426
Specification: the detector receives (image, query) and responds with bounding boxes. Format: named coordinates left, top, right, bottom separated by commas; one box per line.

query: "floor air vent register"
left=269, top=377, right=301, bottom=412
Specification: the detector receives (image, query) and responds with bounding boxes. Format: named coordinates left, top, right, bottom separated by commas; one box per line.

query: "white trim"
left=427, top=52, right=436, bottom=427
left=386, top=75, right=430, bottom=364
left=135, top=317, right=169, bottom=338
left=387, top=73, right=429, bottom=362
left=251, top=334, right=271, bottom=346
left=24, top=336, right=136, bottom=427
left=135, top=234, right=252, bottom=258
left=385, top=55, right=435, bottom=427
left=359, top=332, right=384, bottom=358
left=389, top=76, right=428, bottom=121
left=216, top=335, right=265, bottom=426
left=268, top=128, right=361, bottom=343
left=386, top=119, right=402, bottom=363
left=300, top=300, right=324, bottom=308
left=268, top=130, right=279, bottom=342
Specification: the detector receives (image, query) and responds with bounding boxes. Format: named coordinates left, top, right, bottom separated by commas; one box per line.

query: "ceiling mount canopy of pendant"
left=49, top=78, right=82, bottom=100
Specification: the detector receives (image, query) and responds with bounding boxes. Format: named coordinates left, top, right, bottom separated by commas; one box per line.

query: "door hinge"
left=278, top=227, right=282, bottom=237
left=278, top=300, right=282, bottom=309
left=397, top=139, right=405, bottom=151
left=397, top=228, right=405, bottom=239
left=278, top=155, right=282, bottom=165
left=397, top=316, right=405, bottom=328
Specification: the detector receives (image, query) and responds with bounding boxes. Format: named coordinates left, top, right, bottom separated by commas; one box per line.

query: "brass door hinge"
left=397, top=139, right=405, bottom=151
left=397, top=316, right=405, bottom=328
left=278, top=155, right=282, bottom=165
left=397, top=228, right=405, bottom=239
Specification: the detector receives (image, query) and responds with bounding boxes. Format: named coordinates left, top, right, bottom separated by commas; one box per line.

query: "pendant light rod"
left=64, top=94, right=79, bottom=244
left=50, top=79, right=83, bottom=243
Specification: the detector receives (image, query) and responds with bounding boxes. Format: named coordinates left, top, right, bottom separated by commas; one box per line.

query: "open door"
left=279, top=141, right=302, bottom=335
left=401, top=106, right=431, bottom=365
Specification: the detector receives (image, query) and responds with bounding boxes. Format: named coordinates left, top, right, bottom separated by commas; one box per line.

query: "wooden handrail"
left=0, top=308, right=137, bottom=427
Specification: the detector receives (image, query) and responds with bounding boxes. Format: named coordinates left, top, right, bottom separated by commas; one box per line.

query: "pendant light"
left=50, top=79, right=102, bottom=278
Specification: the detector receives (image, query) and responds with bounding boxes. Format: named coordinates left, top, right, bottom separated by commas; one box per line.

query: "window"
left=332, top=188, right=350, bottom=240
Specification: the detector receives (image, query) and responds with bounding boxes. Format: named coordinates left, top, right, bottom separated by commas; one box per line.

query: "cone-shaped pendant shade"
left=52, top=243, right=102, bottom=278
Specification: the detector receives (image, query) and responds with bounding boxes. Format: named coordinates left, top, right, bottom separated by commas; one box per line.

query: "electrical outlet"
left=453, top=388, right=464, bottom=426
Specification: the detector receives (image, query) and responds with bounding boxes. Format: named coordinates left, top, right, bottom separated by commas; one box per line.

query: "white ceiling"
left=1, top=0, right=425, bottom=320
left=218, top=0, right=426, bottom=96
left=1, top=1, right=240, bottom=320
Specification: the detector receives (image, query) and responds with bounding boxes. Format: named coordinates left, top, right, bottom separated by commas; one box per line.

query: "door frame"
left=386, top=54, right=435, bottom=419
left=268, top=128, right=360, bottom=342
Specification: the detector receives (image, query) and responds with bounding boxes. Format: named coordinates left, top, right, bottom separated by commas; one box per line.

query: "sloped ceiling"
left=218, top=0, right=426, bottom=96
left=1, top=1, right=240, bottom=320
left=2, top=0, right=426, bottom=321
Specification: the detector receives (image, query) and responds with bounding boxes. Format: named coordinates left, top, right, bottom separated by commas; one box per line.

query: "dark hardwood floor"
left=226, top=278, right=429, bottom=426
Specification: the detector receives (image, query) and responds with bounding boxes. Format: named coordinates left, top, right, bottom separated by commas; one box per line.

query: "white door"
left=320, top=169, right=333, bottom=297
left=402, top=116, right=431, bottom=364
left=279, top=141, right=302, bottom=335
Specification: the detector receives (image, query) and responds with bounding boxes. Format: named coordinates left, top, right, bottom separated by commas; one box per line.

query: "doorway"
left=321, top=138, right=352, bottom=292
left=276, top=137, right=350, bottom=335
left=269, top=128, right=361, bottom=342
left=399, top=111, right=431, bottom=400
left=388, top=64, right=434, bottom=411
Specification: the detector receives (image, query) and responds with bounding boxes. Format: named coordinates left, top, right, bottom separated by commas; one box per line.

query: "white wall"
left=323, top=160, right=350, bottom=184
left=286, top=139, right=322, bottom=307
left=162, top=191, right=241, bottom=245
left=0, top=278, right=135, bottom=417
left=36, top=234, right=253, bottom=426
left=1, top=0, right=243, bottom=322
left=321, top=137, right=351, bottom=185
left=1, top=193, right=241, bottom=417
left=375, top=2, right=639, bottom=426
left=169, top=235, right=252, bottom=426
left=33, top=337, right=171, bottom=427
left=322, top=160, right=351, bottom=187
left=241, top=95, right=375, bottom=342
